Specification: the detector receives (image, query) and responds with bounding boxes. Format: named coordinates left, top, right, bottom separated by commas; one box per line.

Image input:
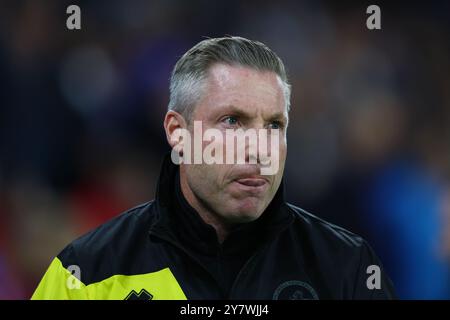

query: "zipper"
left=216, top=243, right=225, bottom=295
left=227, top=215, right=294, bottom=298
left=227, top=244, right=266, bottom=298
left=149, top=230, right=227, bottom=298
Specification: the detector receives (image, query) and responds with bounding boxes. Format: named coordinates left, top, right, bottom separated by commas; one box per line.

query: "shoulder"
left=71, top=201, right=154, bottom=252
left=285, top=203, right=371, bottom=263
left=287, top=203, right=366, bottom=248
left=57, top=201, right=157, bottom=284
left=285, top=203, right=396, bottom=299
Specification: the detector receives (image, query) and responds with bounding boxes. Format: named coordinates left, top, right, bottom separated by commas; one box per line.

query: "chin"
left=226, top=200, right=265, bottom=223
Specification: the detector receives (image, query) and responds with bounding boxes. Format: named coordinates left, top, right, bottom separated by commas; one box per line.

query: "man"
left=32, top=36, right=395, bottom=299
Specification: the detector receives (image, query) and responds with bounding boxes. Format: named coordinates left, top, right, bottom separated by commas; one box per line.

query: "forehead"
left=198, top=63, right=286, bottom=115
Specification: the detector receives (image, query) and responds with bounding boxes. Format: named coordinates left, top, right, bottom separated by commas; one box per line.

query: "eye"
left=222, top=116, right=239, bottom=126
left=268, top=121, right=282, bottom=129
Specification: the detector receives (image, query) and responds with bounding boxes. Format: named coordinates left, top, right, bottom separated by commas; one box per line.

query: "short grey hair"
left=168, top=36, right=291, bottom=122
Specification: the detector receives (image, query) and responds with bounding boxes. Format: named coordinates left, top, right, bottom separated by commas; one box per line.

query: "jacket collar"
left=149, top=152, right=294, bottom=253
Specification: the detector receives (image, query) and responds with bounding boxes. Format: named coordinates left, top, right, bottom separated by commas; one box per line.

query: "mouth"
left=235, top=178, right=268, bottom=187
left=231, top=176, right=269, bottom=194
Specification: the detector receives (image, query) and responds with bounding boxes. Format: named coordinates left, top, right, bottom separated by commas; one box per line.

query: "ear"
left=164, top=110, right=187, bottom=150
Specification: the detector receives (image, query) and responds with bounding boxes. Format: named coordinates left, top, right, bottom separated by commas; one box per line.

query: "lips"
left=231, top=174, right=270, bottom=195
left=235, top=178, right=268, bottom=187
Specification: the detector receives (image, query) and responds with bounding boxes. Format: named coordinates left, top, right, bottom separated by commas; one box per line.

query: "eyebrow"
left=219, top=105, right=252, bottom=120
left=267, top=112, right=288, bottom=123
left=218, top=105, right=288, bottom=123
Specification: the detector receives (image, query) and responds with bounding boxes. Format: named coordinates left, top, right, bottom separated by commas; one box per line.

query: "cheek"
left=216, top=164, right=235, bottom=189
left=281, top=145, right=287, bottom=163
left=189, top=163, right=228, bottom=192
left=273, top=142, right=287, bottom=180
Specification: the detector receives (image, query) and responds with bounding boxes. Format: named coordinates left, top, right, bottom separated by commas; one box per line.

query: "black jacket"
left=32, top=154, right=396, bottom=300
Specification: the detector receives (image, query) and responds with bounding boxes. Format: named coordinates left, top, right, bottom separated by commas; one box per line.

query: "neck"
left=179, top=169, right=230, bottom=244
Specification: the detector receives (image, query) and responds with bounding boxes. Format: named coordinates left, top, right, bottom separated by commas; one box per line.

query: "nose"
left=240, top=127, right=276, bottom=166
left=246, top=130, right=259, bottom=164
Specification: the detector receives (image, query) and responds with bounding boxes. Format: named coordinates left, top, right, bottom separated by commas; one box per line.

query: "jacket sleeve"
left=352, top=240, right=397, bottom=299
left=31, top=244, right=89, bottom=300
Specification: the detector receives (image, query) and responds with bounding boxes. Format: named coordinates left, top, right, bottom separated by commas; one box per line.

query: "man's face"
left=181, top=63, right=288, bottom=224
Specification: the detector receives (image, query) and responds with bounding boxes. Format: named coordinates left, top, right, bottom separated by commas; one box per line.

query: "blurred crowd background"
left=0, top=0, right=449, bottom=299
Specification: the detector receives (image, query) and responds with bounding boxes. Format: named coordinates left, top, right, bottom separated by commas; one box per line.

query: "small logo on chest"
left=273, top=280, right=319, bottom=300
left=125, top=289, right=154, bottom=300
